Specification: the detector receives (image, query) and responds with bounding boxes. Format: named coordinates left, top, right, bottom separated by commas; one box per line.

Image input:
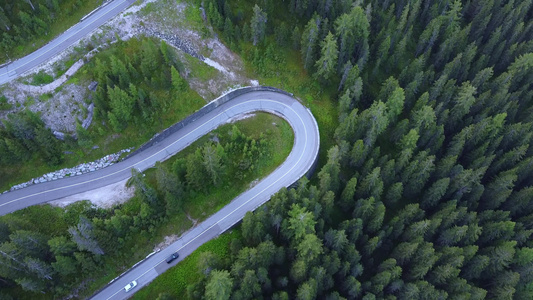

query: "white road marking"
left=0, top=99, right=308, bottom=210
left=0, top=0, right=129, bottom=78
left=103, top=98, right=313, bottom=300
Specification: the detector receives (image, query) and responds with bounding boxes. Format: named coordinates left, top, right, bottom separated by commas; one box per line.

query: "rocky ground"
left=1, top=0, right=253, bottom=132
left=4, top=148, right=132, bottom=193
left=0, top=0, right=257, bottom=208
left=49, top=178, right=135, bottom=209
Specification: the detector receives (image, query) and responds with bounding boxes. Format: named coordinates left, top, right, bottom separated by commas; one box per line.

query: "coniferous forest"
left=1, top=0, right=533, bottom=299
left=188, top=0, right=533, bottom=299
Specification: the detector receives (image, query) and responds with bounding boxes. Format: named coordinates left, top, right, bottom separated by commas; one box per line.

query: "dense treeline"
left=77, top=36, right=190, bottom=148
left=183, top=0, right=533, bottom=299
left=0, top=120, right=279, bottom=297
left=88, top=37, right=187, bottom=134
left=0, top=0, right=94, bottom=57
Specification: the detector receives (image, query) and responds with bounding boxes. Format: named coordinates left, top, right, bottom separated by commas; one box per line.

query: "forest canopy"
left=185, top=0, right=533, bottom=299
left=2, top=0, right=533, bottom=298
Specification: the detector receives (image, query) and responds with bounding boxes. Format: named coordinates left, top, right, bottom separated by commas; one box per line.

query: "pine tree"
left=250, top=5, right=267, bottom=46
left=223, top=17, right=234, bottom=42
left=334, top=6, right=370, bottom=70
left=68, top=216, right=104, bottom=255
left=203, top=143, right=225, bottom=186
left=314, top=31, right=338, bottom=82
left=171, top=65, right=188, bottom=92
left=286, top=204, right=316, bottom=242
left=107, top=85, right=135, bottom=131
left=205, top=270, right=233, bottom=300
left=301, top=16, right=320, bottom=70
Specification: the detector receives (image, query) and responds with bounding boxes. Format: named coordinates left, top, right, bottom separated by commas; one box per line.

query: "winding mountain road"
left=0, top=87, right=320, bottom=299
left=0, top=0, right=136, bottom=85
left=0, top=0, right=320, bottom=298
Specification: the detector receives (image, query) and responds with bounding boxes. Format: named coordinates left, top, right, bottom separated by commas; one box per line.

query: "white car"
left=124, top=280, right=137, bottom=292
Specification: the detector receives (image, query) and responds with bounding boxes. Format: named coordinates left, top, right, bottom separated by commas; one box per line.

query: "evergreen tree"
left=301, top=16, right=320, bottom=70
left=205, top=270, right=233, bottom=300
left=314, top=31, right=338, bottom=82
left=250, top=5, right=267, bottom=46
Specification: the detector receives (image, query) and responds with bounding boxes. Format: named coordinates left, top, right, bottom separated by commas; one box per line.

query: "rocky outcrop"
left=150, top=31, right=204, bottom=60
left=53, top=131, right=67, bottom=140
left=3, top=147, right=133, bottom=193
left=81, top=102, right=94, bottom=129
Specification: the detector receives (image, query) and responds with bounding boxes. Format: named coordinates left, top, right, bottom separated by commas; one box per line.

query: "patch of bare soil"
left=153, top=234, right=179, bottom=252
left=48, top=178, right=135, bottom=208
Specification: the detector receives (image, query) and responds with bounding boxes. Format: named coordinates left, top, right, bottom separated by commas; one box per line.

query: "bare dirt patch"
left=153, top=234, right=180, bottom=252
left=48, top=178, right=135, bottom=208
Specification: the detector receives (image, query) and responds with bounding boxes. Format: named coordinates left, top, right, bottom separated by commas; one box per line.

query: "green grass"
left=182, top=53, right=219, bottom=81
left=39, top=93, right=53, bottom=102
left=1, top=0, right=102, bottom=64
left=24, top=96, right=36, bottom=106
left=30, top=70, right=54, bottom=86
left=133, top=230, right=240, bottom=299
left=239, top=41, right=339, bottom=171
left=183, top=1, right=207, bottom=32
left=0, top=95, right=12, bottom=110
left=55, top=58, right=77, bottom=78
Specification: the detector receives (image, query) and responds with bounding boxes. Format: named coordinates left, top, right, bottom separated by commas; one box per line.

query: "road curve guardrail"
left=50, top=86, right=317, bottom=300
left=0, top=86, right=319, bottom=221
left=0, top=86, right=320, bottom=299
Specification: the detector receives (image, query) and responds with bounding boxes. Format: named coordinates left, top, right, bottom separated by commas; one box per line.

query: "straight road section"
left=0, top=0, right=136, bottom=85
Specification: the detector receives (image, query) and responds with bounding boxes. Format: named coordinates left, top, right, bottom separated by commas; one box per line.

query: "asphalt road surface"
left=0, top=89, right=320, bottom=299
left=0, top=0, right=136, bottom=85
left=0, top=0, right=320, bottom=298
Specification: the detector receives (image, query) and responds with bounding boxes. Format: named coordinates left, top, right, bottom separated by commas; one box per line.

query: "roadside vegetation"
left=0, top=36, right=205, bottom=192
left=134, top=0, right=533, bottom=299
left=3, top=0, right=533, bottom=298
left=132, top=229, right=241, bottom=300
left=0, top=95, right=12, bottom=110
left=0, top=0, right=102, bottom=64
left=217, top=0, right=339, bottom=167
left=0, top=112, right=293, bottom=299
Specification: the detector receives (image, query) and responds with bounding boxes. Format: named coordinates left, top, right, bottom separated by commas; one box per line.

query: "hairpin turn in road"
left=0, top=87, right=320, bottom=300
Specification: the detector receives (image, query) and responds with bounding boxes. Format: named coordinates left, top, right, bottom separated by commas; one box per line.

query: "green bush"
left=31, top=70, right=54, bottom=86
left=0, top=95, right=12, bottom=110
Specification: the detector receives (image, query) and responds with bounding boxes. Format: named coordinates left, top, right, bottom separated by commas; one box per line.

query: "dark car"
left=166, top=252, right=179, bottom=263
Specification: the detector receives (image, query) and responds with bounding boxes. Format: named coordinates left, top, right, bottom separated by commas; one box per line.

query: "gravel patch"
left=227, top=113, right=256, bottom=124
left=48, top=178, right=135, bottom=209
